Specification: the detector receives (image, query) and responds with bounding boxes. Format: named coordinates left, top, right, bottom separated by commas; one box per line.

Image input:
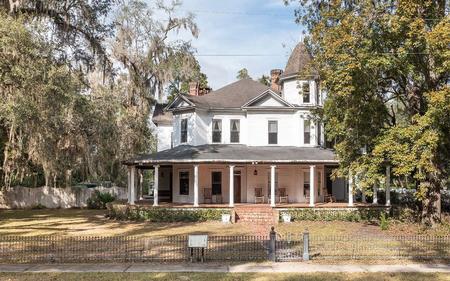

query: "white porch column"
left=130, top=166, right=136, bottom=205
left=127, top=166, right=131, bottom=204
left=373, top=183, right=378, bottom=205
left=139, top=169, right=144, bottom=200
left=153, top=165, right=159, bottom=206
left=348, top=171, right=354, bottom=207
left=309, top=165, right=316, bottom=207
left=385, top=165, right=391, bottom=206
left=194, top=164, right=199, bottom=207
left=229, top=165, right=235, bottom=207
left=270, top=165, right=276, bottom=207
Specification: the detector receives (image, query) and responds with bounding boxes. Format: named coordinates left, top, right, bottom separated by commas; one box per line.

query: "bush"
left=31, top=203, right=47, bottom=209
left=380, top=213, right=390, bottom=230
left=280, top=208, right=385, bottom=222
left=87, top=191, right=116, bottom=209
left=107, top=203, right=230, bottom=222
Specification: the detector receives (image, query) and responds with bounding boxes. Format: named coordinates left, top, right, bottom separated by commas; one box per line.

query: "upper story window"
left=304, top=119, right=311, bottom=144
left=212, top=119, right=222, bottom=143
left=268, top=120, right=278, bottom=145
left=180, top=118, right=188, bottom=143
left=230, top=119, right=240, bottom=143
left=302, top=82, right=310, bottom=103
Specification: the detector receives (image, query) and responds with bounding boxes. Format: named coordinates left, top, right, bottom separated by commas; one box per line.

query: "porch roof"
left=124, top=144, right=338, bottom=166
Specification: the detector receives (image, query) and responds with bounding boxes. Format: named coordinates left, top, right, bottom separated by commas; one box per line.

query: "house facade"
left=125, top=43, right=363, bottom=208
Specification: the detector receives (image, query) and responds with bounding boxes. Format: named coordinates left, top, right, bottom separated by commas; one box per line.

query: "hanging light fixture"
left=253, top=169, right=258, bottom=176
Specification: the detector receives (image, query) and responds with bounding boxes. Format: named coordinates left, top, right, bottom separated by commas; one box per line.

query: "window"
left=304, top=119, right=311, bottom=144
left=303, top=171, right=310, bottom=196
left=180, top=118, right=188, bottom=143
left=268, top=120, right=278, bottom=144
left=230, top=119, right=240, bottom=143
left=211, top=171, right=222, bottom=195
left=302, top=82, right=310, bottom=103
left=317, top=122, right=321, bottom=145
left=179, top=171, right=189, bottom=195
left=212, top=119, right=222, bottom=143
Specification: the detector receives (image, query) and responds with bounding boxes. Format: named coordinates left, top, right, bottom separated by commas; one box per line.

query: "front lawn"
left=0, top=273, right=448, bottom=281
left=0, top=209, right=448, bottom=237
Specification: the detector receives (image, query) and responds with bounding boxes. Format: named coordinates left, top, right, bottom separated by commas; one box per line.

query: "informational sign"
left=188, top=234, right=208, bottom=248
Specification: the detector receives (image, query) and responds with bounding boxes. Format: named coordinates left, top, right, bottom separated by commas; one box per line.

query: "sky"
left=175, top=0, right=304, bottom=90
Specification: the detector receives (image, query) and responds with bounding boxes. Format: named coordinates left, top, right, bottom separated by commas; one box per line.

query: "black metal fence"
left=0, top=232, right=448, bottom=263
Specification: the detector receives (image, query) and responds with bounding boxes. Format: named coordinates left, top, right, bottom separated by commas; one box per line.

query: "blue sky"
left=177, top=0, right=304, bottom=89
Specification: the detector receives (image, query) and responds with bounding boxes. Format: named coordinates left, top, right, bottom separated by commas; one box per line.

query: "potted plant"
left=222, top=213, right=231, bottom=223
left=281, top=212, right=291, bottom=223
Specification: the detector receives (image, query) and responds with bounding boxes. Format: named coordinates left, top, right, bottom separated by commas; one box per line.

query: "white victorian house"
left=124, top=43, right=386, bottom=208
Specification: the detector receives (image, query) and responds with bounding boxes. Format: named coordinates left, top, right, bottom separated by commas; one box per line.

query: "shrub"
left=281, top=208, right=384, bottom=222
left=107, top=203, right=230, bottom=222
left=87, top=190, right=116, bottom=209
left=31, top=203, right=47, bottom=209
left=380, top=213, right=390, bottom=230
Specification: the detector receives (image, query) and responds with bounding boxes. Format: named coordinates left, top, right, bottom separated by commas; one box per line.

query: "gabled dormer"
left=242, top=89, right=294, bottom=110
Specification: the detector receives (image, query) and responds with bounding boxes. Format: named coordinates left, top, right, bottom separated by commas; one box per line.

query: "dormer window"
left=180, top=118, right=188, bottom=143
left=212, top=119, right=222, bottom=143
left=302, top=82, right=310, bottom=103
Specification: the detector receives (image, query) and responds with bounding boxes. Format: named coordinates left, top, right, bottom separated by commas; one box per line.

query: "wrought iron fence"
left=0, top=233, right=448, bottom=263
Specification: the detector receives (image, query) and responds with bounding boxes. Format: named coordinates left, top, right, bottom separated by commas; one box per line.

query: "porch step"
left=233, top=205, right=276, bottom=224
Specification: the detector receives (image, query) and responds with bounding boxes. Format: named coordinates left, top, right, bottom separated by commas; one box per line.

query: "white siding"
left=282, top=79, right=318, bottom=106
left=156, top=125, right=173, bottom=151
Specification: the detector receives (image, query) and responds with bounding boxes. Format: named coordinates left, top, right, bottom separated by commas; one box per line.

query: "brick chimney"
left=270, top=69, right=283, bottom=93
left=189, top=82, right=199, bottom=96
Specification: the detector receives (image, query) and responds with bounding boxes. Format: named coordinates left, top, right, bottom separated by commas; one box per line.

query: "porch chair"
left=212, top=194, right=222, bottom=204
left=279, top=188, right=288, bottom=203
left=203, top=188, right=212, bottom=204
left=254, top=188, right=265, bottom=204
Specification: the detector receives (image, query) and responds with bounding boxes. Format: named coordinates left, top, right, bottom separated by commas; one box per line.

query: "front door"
left=234, top=172, right=241, bottom=203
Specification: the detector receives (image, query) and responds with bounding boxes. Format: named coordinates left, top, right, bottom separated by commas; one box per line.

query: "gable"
left=242, top=90, right=293, bottom=108
left=166, top=95, right=195, bottom=111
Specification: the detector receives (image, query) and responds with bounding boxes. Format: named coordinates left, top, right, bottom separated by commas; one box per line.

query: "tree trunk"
left=421, top=179, right=442, bottom=227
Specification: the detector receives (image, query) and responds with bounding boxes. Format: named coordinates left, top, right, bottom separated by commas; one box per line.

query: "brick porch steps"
left=233, top=205, right=277, bottom=224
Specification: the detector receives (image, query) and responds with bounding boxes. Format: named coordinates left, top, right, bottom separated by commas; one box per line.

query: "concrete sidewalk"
left=0, top=263, right=449, bottom=273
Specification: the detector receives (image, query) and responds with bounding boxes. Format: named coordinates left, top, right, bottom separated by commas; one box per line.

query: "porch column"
left=194, top=164, right=199, bottom=207
left=129, top=166, right=136, bottom=205
left=229, top=165, right=235, bottom=207
left=373, top=183, right=378, bottom=204
left=153, top=165, right=159, bottom=207
left=309, top=165, right=316, bottom=207
left=270, top=165, right=276, bottom=207
left=127, top=166, right=131, bottom=203
left=385, top=165, right=391, bottom=206
left=348, top=171, right=354, bottom=207
left=139, top=169, right=144, bottom=200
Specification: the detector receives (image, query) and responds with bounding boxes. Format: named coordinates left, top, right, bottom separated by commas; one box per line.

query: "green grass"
left=0, top=273, right=448, bottom=281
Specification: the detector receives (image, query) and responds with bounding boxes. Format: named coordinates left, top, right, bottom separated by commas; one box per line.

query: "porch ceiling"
left=124, top=144, right=338, bottom=166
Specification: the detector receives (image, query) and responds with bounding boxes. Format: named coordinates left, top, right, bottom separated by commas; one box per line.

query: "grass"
left=0, top=273, right=449, bottom=281
left=0, top=209, right=448, bottom=238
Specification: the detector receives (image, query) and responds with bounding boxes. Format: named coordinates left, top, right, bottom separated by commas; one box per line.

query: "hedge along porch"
left=123, top=144, right=393, bottom=208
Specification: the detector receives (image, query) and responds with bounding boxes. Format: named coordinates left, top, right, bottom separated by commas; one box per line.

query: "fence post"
left=268, top=226, right=276, bottom=261
left=303, top=228, right=310, bottom=261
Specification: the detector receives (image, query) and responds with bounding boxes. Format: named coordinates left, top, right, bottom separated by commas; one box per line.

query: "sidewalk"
left=0, top=263, right=449, bottom=273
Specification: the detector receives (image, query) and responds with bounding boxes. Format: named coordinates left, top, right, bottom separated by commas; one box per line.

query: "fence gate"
left=275, top=233, right=304, bottom=261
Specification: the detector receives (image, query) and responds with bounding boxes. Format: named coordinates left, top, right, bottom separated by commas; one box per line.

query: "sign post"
left=188, top=234, right=208, bottom=262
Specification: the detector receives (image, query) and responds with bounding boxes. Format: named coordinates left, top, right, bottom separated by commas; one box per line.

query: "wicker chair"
left=279, top=188, right=288, bottom=203
left=203, top=188, right=212, bottom=204
left=254, top=188, right=265, bottom=204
